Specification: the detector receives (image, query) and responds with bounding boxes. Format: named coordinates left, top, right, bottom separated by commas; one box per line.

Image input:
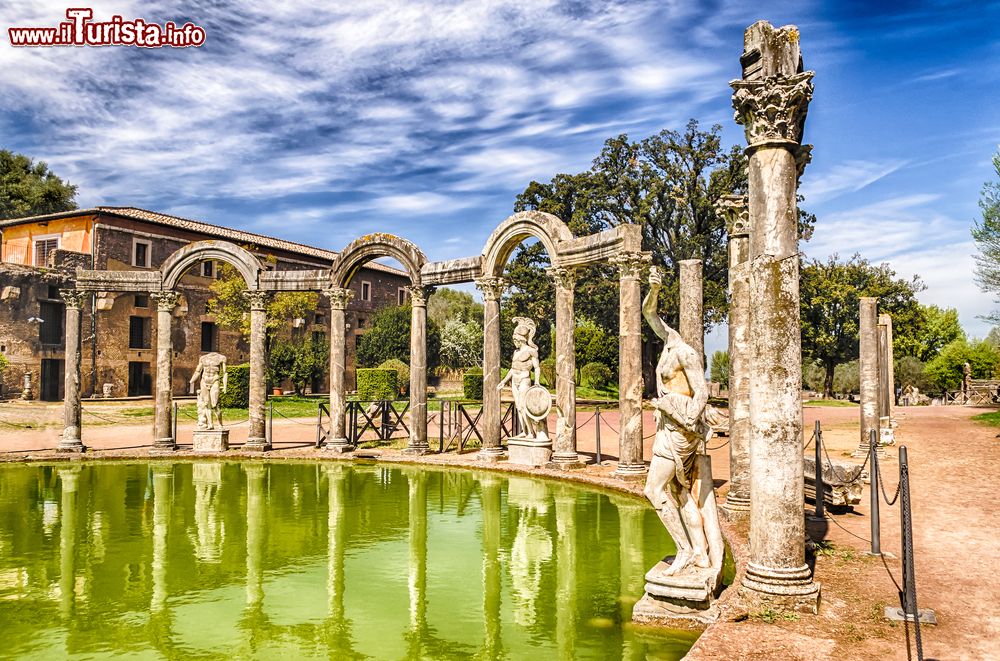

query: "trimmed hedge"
left=540, top=357, right=556, bottom=388
left=581, top=362, right=613, bottom=391
left=219, top=363, right=250, bottom=408
left=378, top=358, right=410, bottom=394
left=357, top=368, right=398, bottom=401
left=463, top=366, right=483, bottom=400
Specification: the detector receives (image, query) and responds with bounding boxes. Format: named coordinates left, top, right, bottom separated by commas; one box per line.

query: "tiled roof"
left=0, top=207, right=407, bottom=276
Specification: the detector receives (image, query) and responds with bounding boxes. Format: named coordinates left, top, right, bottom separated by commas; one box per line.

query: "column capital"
left=730, top=71, right=814, bottom=151
left=716, top=194, right=750, bottom=238
left=242, top=289, right=270, bottom=311
left=407, top=284, right=435, bottom=307
left=609, top=251, right=651, bottom=280
left=59, top=289, right=88, bottom=309
left=475, top=277, right=506, bottom=303
left=151, top=290, right=181, bottom=312
left=325, top=286, right=354, bottom=310
left=546, top=266, right=577, bottom=290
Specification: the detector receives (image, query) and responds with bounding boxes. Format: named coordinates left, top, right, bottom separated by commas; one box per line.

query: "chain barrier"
left=822, top=435, right=870, bottom=484
left=898, top=447, right=924, bottom=661
left=803, top=429, right=815, bottom=451
left=271, top=408, right=318, bottom=426
left=574, top=411, right=597, bottom=431
left=81, top=408, right=123, bottom=424
left=705, top=437, right=730, bottom=450
left=873, top=449, right=902, bottom=506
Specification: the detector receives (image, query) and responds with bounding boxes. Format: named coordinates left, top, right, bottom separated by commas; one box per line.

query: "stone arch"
left=160, top=240, right=264, bottom=291
left=480, top=211, right=574, bottom=278
left=330, top=233, right=426, bottom=287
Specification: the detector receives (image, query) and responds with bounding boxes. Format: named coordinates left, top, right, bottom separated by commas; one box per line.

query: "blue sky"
left=2, top=1, right=998, bottom=357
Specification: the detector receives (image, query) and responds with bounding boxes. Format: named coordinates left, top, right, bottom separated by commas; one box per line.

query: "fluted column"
left=151, top=291, right=180, bottom=452
left=325, top=287, right=354, bottom=452
left=244, top=291, right=270, bottom=451
left=678, top=259, right=704, bottom=361
left=612, top=252, right=649, bottom=478
left=476, top=277, right=505, bottom=461
left=718, top=196, right=751, bottom=514
left=548, top=266, right=583, bottom=469
left=58, top=289, right=86, bottom=453
left=405, top=285, right=434, bottom=454
left=732, top=20, right=819, bottom=610
left=855, top=297, right=881, bottom=456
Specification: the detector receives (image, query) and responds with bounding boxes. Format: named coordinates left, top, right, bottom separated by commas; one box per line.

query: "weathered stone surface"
left=404, top=285, right=434, bottom=455
left=803, top=456, right=863, bottom=508
left=476, top=277, right=505, bottom=461
left=879, top=313, right=895, bottom=421
left=856, top=297, right=881, bottom=457
left=679, top=259, right=704, bottom=361
left=152, top=291, right=179, bottom=451
left=507, top=438, right=552, bottom=467
left=193, top=429, right=229, bottom=452
left=58, top=289, right=86, bottom=453
left=611, top=251, right=650, bottom=479
left=548, top=267, right=582, bottom=468
left=325, top=287, right=354, bottom=452
left=244, top=290, right=269, bottom=451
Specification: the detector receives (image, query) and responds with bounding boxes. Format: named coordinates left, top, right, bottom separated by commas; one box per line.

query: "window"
left=132, top=238, right=151, bottom=268
left=129, top=316, right=150, bottom=349
left=47, top=285, right=60, bottom=300
left=39, top=301, right=64, bottom=345
left=398, top=287, right=408, bottom=305
left=315, top=313, right=324, bottom=325
left=201, top=261, right=215, bottom=278
left=361, top=281, right=371, bottom=302
left=33, top=236, right=60, bottom=266
left=134, top=294, right=149, bottom=308
left=201, top=321, right=218, bottom=352
left=357, top=317, right=366, bottom=329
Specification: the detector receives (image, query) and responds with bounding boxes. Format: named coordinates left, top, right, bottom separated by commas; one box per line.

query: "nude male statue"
left=642, top=267, right=713, bottom=577
left=190, top=352, right=228, bottom=430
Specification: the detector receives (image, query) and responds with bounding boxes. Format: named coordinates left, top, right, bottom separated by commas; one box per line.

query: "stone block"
left=1, top=286, right=21, bottom=302
left=506, top=438, right=551, bottom=467
left=804, top=456, right=863, bottom=508
left=193, top=429, right=229, bottom=452
left=633, top=560, right=722, bottom=625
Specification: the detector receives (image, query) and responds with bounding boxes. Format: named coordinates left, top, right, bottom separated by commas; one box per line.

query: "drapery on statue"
left=190, top=352, right=228, bottom=430
left=498, top=317, right=550, bottom=442
left=642, top=267, right=724, bottom=579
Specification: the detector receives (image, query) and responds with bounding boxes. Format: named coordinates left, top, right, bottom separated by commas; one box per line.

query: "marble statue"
left=498, top=317, right=549, bottom=442
left=190, top=352, right=228, bottom=430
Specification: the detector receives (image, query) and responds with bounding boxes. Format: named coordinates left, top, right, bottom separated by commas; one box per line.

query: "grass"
left=805, top=399, right=858, bottom=407
left=971, top=410, right=1000, bottom=426
left=749, top=607, right=800, bottom=623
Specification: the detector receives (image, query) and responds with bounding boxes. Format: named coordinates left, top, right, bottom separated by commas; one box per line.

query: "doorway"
left=40, top=359, right=64, bottom=401
left=127, top=362, right=152, bottom=397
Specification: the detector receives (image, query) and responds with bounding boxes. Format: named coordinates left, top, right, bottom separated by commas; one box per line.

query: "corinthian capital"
left=151, top=290, right=181, bottom=312
left=242, top=290, right=270, bottom=311
left=407, top=284, right=435, bottom=307
left=731, top=71, right=814, bottom=150
left=475, top=277, right=506, bottom=303
left=546, top=266, right=577, bottom=290
left=610, top=252, right=651, bottom=280
left=59, top=289, right=88, bottom=309
left=325, top=286, right=354, bottom=310
left=715, top=194, right=750, bottom=238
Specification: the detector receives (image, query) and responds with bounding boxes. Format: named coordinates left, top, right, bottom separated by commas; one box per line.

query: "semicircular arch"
left=330, top=233, right=426, bottom=287
left=480, top=211, right=573, bottom=278
left=160, top=240, right=264, bottom=290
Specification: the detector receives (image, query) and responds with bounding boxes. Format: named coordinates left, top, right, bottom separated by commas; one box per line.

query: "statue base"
left=193, top=429, right=229, bottom=452
left=632, top=558, right=722, bottom=625
left=506, top=437, right=552, bottom=467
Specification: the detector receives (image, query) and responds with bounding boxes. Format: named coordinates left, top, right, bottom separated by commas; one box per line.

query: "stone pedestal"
left=632, top=563, right=721, bottom=624
left=193, top=429, right=229, bottom=452
left=507, top=437, right=552, bottom=467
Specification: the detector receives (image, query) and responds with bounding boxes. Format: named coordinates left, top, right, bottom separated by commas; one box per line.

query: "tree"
left=907, top=304, right=965, bottom=361
left=0, top=150, right=77, bottom=219
left=208, top=262, right=318, bottom=338
left=427, top=288, right=483, bottom=326
left=924, top=338, right=1000, bottom=391
left=894, top=356, right=929, bottom=392
left=574, top=318, right=617, bottom=376
left=439, top=318, right=482, bottom=368
left=972, top=150, right=1000, bottom=322
left=800, top=254, right=925, bottom=397
left=268, top=337, right=328, bottom=395
left=356, top=303, right=441, bottom=370
left=710, top=350, right=730, bottom=387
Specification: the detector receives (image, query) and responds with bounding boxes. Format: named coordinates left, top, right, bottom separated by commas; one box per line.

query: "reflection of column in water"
left=245, top=464, right=266, bottom=607
left=407, top=470, right=427, bottom=632
left=479, top=475, right=502, bottom=658
left=324, top=463, right=357, bottom=657
left=151, top=464, right=174, bottom=614
left=58, top=466, right=80, bottom=620
left=612, top=496, right=647, bottom=660
left=554, top=488, right=577, bottom=661
left=507, top=477, right=552, bottom=627
left=189, top=463, right=224, bottom=563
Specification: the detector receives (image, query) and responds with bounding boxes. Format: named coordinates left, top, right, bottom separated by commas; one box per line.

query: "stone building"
left=0, top=207, right=409, bottom=400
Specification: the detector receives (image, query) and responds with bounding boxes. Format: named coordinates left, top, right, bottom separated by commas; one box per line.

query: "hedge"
left=378, top=358, right=410, bottom=394
left=357, top=368, right=398, bottom=401
left=463, top=366, right=483, bottom=400
left=581, top=362, right=613, bottom=391
left=219, top=363, right=250, bottom=408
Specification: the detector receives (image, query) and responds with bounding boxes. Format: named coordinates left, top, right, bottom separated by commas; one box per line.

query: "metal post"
left=869, top=428, right=881, bottom=556
left=814, top=419, right=825, bottom=519
left=381, top=400, right=391, bottom=440
left=594, top=407, right=602, bottom=465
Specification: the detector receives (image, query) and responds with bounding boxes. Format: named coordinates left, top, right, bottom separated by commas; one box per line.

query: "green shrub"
left=0, top=354, right=8, bottom=373
left=378, top=359, right=410, bottom=394
left=540, top=357, right=556, bottom=388
left=357, top=368, right=398, bottom=401
left=463, top=367, right=483, bottom=400
left=581, top=362, right=613, bottom=390
left=219, top=363, right=250, bottom=408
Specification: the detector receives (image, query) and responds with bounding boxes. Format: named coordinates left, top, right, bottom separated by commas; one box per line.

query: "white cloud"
left=800, top=159, right=908, bottom=204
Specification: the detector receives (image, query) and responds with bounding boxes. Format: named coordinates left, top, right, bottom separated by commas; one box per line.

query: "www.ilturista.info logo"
left=8, top=8, right=206, bottom=48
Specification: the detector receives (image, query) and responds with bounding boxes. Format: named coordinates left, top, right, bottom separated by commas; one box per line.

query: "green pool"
left=0, top=461, right=699, bottom=659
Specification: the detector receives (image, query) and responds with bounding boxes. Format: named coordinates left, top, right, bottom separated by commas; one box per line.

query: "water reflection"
left=57, top=467, right=79, bottom=620
left=507, top=476, right=553, bottom=628
left=189, top=463, right=224, bottom=563
left=480, top=474, right=503, bottom=660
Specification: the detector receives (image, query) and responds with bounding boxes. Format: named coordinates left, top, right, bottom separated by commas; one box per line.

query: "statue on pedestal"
left=191, top=352, right=228, bottom=431
left=498, top=317, right=550, bottom=442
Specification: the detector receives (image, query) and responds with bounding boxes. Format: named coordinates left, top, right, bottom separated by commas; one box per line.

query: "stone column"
left=678, top=259, right=704, bottom=361
left=58, top=289, right=87, bottom=453
left=405, top=285, right=434, bottom=455
left=612, top=252, right=649, bottom=479
left=476, top=277, right=506, bottom=462
left=718, top=196, right=751, bottom=514
left=548, top=266, right=583, bottom=469
left=325, top=287, right=354, bottom=452
left=731, top=20, right=819, bottom=611
left=879, top=313, right=895, bottom=422
left=151, top=291, right=179, bottom=452
left=244, top=290, right=270, bottom=451
left=855, top=297, right=881, bottom=456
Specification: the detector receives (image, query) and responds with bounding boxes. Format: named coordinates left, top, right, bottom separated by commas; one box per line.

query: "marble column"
left=151, top=291, right=180, bottom=452
left=151, top=463, right=173, bottom=614
left=718, top=196, right=751, bottom=515
left=58, top=289, right=87, bottom=453
left=678, top=259, right=704, bottom=361
left=58, top=466, right=80, bottom=619
left=476, top=277, right=506, bottom=462
left=855, top=297, right=881, bottom=456
left=325, top=287, right=354, bottom=452
left=480, top=475, right=502, bottom=659
left=548, top=267, right=583, bottom=468
left=244, top=291, right=270, bottom=451
left=612, top=252, right=649, bottom=479
left=404, top=285, right=434, bottom=454
left=731, top=20, right=820, bottom=610
left=879, top=313, right=895, bottom=422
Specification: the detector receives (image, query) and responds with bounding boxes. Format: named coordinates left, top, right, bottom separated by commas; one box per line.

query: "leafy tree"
left=833, top=360, right=860, bottom=395
left=907, top=304, right=965, bottom=361
left=800, top=254, right=924, bottom=397
left=428, top=287, right=483, bottom=326
left=923, top=338, right=1000, bottom=391
left=894, top=356, right=929, bottom=392
left=0, top=150, right=77, bottom=219
left=439, top=318, right=482, bottom=368
left=802, top=360, right=826, bottom=393
left=209, top=262, right=318, bottom=338
left=268, top=337, right=329, bottom=395
left=972, top=150, right=1000, bottom=322
left=574, top=318, right=617, bottom=376
left=356, top=303, right=441, bottom=370
left=710, top=350, right=729, bottom=387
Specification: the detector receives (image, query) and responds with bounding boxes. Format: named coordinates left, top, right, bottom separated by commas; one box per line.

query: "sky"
left=2, top=0, right=998, bottom=359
